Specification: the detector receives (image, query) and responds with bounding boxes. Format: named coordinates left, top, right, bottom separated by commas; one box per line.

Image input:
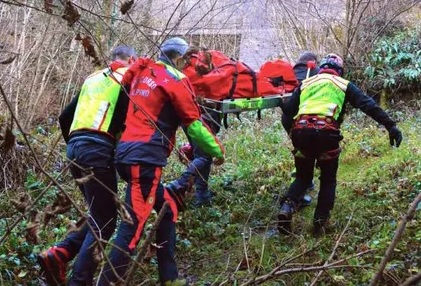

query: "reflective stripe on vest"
left=294, top=73, right=349, bottom=120
left=70, top=67, right=128, bottom=135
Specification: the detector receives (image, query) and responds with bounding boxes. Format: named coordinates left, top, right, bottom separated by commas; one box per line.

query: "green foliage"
left=364, top=27, right=421, bottom=96
left=1, top=108, right=421, bottom=285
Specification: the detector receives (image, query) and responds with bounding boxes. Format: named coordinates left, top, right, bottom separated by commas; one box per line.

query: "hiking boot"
left=163, top=278, right=188, bottom=286
left=191, top=190, right=215, bottom=208
left=313, top=217, right=331, bottom=236
left=278, top=199, right=295, bottom=235
left=37, top=246, right=69, bottom=286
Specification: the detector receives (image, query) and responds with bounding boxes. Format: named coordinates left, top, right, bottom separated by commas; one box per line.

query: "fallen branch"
left=236, top=241, right=322, bottom=286
left=0, top=83, right=123, bottom=281
left=370, top=192, right=421, bottom=286
left=400, top=271, right=421, bottom=286
left=310, top=211, right=354, bottom=286
left=239, top=250, right=372, bottom=286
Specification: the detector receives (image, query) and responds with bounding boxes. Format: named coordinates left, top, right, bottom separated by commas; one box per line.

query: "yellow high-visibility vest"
left=295, top=73, right=349, bottom=120
left=70, top=67, right=128, bottom=135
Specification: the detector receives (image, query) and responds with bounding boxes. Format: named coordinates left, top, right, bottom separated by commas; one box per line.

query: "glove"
left=166, top=183, right=186, bottom=211
left=165, top=180, right=192, bottom=211
left=178, top=143, right=193, bottom=165
left=388, top=126, right=402, bottom=147
left=213, top=156, right=225, bottom=166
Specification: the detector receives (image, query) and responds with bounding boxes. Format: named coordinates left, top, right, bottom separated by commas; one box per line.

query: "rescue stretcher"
left=198, top=93, right=292, bottom=114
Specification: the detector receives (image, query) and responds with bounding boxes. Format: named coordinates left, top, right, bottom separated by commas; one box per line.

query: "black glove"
left=165, top=182, right=187, bottom=211
left=388, top=126, right=402, bottom=147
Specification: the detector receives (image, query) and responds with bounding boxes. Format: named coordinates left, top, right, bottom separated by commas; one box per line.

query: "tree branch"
left=124, top=202, right=169, bottom=285
left=310, top=211, right=354, bottom=286
left=370, top=192, right=421, bottom=286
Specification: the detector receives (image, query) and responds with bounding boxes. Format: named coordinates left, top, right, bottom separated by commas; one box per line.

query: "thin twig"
left=125, top=202, right=169, bottom=285
left=238, top=241, right=322, bottom=286
left=400, top=271, right=421, bottom=286
left=370, top=192, right=421, bottom=286
left=239, top=250, right=372, bottom=286
left=310, top=211, right=354, bottom=286
left=0, top=163, right=70, bottom=244
left=0, top=83, right=123, bottom=282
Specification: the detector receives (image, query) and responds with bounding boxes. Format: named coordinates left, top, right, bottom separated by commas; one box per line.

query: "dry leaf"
left=26, top=211, right=40, bottom=244
left=44, top=0, right=55, bottom=14
left=43, top=191, right=72, bottom=227
left=79, top=35, right=101, bottom=66
left=92, top=242, right=103, bottom=264
left=66, top=216, right=87, bottom=234
left=120, top=0, right=134, bottom=15
left=0, top=55, right=17, bottom=65
left=0, top=127, right=15, bottom=154
left=62, top=1, right=80, bottom=27
left=11, top=192, right=31, bottom=213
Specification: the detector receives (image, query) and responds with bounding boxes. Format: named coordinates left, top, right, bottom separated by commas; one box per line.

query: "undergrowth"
left=0, top=106, right=420, bottom=285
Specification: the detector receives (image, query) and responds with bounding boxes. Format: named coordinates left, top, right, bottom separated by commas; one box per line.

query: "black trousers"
left=285, top=128, right=342, bottom=220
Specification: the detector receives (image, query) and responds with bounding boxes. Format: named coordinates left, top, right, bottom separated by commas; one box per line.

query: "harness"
left=293, top=115, right=339, bottom=131
left=293, top=147, right=342, bottom=161
left=292, top=115, right=341, bottom=161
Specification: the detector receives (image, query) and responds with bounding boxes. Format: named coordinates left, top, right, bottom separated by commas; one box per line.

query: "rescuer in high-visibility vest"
left=279, top=53, right=403, bottom=236
left=289, top=51, right=321, bottom=208
left=37, top=45, right=137, bottom=286
left=97, top=37, right=225, bottom=286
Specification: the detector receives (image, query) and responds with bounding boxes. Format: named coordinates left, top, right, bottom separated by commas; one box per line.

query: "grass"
left=0, top=106, right=420, bottom=285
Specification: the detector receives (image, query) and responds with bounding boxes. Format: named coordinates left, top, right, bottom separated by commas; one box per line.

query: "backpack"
left=183, top=49, right=283, bottom=100
left=259, top=59, right=298, bottom=93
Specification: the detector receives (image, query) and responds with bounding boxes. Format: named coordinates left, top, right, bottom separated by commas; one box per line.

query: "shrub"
left=363, top=26, right=421, bottom=101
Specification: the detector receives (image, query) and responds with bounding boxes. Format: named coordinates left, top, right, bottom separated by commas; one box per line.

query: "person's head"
left=319, top=53, right=344, bottom=76
left=159, top=37, right=189, bottom=70
left=111, top=45, right=137, bottom=65
left=297, top=51, right=318, bottom=64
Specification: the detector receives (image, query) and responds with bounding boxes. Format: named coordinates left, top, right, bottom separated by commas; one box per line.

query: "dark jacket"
left=281, top=76, right=396, bottom=134
left=293, top=62, right=319, bottom=83
left=58, top=61, right=129, bottom=143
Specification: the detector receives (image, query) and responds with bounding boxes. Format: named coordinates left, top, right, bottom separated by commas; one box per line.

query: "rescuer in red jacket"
left=97, top=37, right=225, bottom=286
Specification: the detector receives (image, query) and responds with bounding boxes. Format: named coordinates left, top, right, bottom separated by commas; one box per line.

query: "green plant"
left=364, top=27, right=421, bottom=100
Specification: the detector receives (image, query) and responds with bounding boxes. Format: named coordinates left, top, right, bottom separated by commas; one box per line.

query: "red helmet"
left=178, top=143, right=193, bottom=164
left=319, top=53, right=344, bottom=76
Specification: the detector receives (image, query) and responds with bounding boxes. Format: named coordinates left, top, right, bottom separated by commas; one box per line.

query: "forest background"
left=0, top=0, right=420, bottom=285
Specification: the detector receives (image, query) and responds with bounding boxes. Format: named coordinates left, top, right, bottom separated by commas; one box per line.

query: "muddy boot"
left=278, top=199, right=296, bottom=235
left=313, top=215, right=331, bottom=236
